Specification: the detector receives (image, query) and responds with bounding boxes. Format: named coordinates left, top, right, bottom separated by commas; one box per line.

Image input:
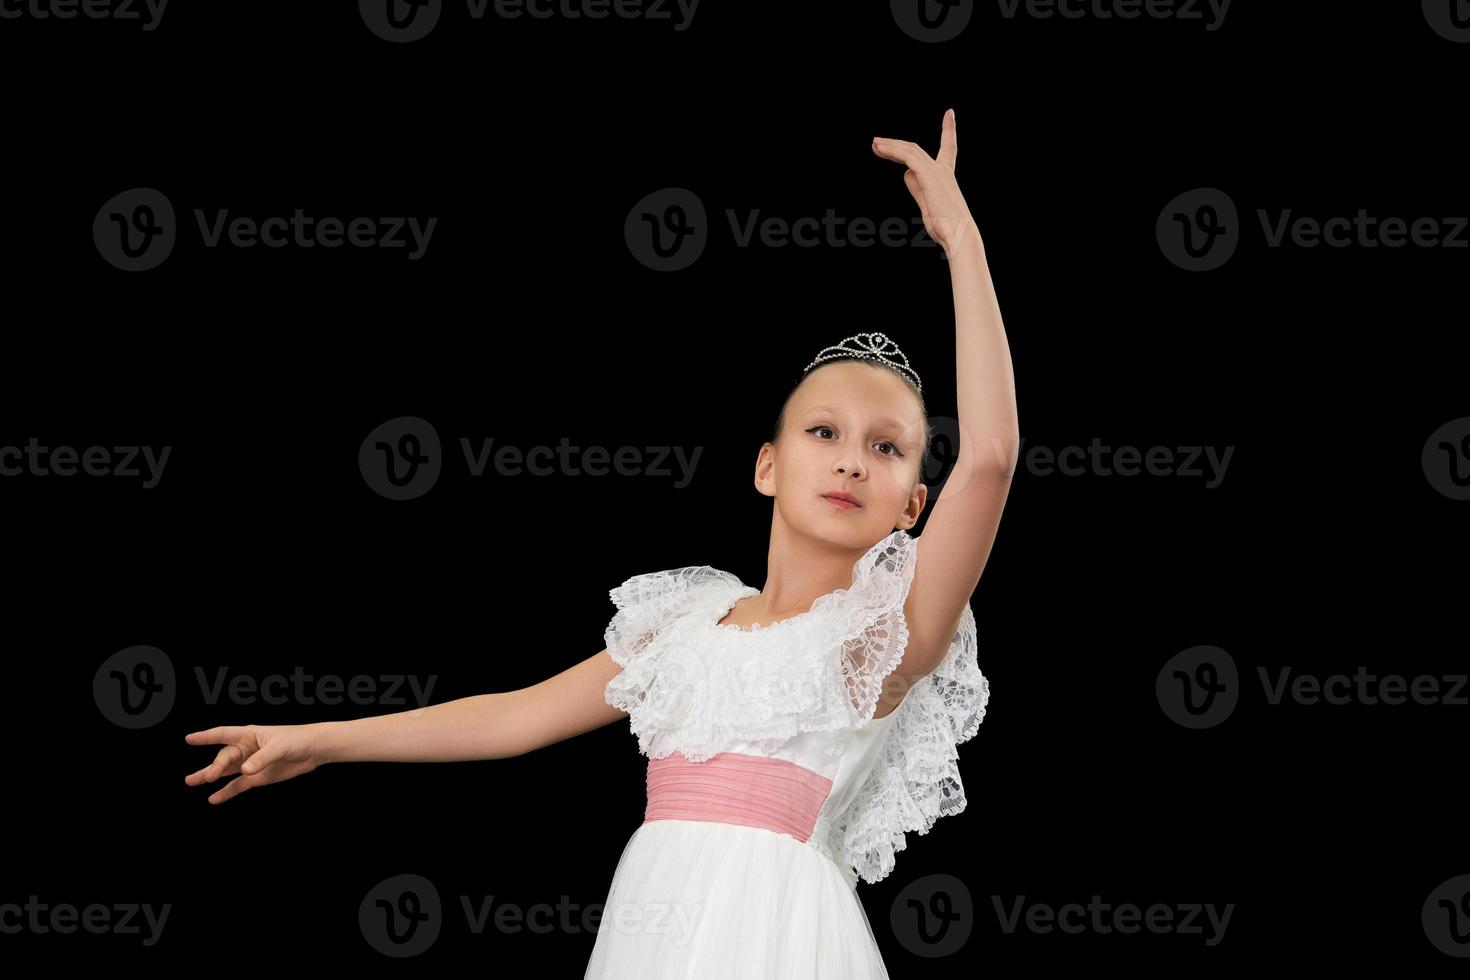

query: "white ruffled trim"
left=825, top=599, right=989, bottom=885
left=602, top=564, right=745, bottom=728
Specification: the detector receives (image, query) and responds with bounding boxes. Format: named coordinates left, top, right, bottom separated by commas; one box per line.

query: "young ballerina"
left=183, top=107, right=1017, bottom=978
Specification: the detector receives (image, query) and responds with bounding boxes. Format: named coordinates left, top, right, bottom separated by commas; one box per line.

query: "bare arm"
left=315, top=649, right=629, bottom=764
left=872, top=109, right=1019, bottom=683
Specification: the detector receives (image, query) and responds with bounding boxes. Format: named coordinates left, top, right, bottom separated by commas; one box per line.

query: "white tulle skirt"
left=584, top=818, right=890, bottom=979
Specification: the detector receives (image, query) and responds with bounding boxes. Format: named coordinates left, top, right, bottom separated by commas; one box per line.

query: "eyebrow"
left=803, top=404, right=909, bottom=432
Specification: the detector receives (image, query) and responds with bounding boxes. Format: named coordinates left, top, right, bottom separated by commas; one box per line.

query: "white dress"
left=585, top=529, right=990, bottom=979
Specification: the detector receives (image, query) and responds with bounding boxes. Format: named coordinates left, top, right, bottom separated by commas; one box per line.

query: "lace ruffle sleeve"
left=602, top=565, right=742, bottom=721
left=824, top=537, right=991, bottom=886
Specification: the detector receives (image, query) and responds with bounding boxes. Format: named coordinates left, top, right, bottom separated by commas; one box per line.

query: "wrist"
left=309, top=720, right=344, bottom=765
left=944, top=222, right=984, bottom=262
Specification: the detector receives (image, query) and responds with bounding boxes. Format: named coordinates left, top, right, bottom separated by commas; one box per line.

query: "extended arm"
left=315, top=649, right=630, bottom=764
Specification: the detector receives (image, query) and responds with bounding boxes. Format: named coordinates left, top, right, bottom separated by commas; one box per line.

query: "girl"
left=184, top=107, right=1017, bottom=978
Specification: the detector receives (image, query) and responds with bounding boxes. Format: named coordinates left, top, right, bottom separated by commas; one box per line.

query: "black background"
left=2, top=1, right=1466, bottom=974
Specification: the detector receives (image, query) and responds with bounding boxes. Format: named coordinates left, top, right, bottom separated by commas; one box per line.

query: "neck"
left=754, top=516, right=874, bottom=616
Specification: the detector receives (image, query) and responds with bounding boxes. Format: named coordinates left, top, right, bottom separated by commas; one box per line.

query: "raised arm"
left=871, top=107, right=1020, bottom=681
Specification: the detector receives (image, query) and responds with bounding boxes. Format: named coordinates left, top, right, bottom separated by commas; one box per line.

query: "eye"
left=806, top=426, right=904, bottom=458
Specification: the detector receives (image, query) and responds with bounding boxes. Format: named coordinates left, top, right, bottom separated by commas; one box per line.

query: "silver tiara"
left=802, top=332, right=922, bottom=396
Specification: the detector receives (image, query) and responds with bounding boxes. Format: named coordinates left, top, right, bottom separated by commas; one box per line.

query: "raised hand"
left=871, top=107, right=980, bottom=258
left=183, top=723, right=323, bottom=805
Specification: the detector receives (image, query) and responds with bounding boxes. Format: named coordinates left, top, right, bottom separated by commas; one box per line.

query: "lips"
left=823, top=491, right=862, bottom=508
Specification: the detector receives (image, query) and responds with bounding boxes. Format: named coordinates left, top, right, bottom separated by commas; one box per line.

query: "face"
left=756, top=360, right=928, bottom=548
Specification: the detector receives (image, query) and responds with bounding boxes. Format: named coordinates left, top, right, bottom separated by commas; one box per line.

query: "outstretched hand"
left=871, top=108, right=980, bottom=258
left=183, top=723, right=323, bottom=804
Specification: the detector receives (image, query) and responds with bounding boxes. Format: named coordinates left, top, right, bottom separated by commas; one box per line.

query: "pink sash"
left=643, top=751, right=833, bottom=842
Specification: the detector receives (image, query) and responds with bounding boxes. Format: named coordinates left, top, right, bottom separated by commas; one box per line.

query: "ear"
left=900, top=480, right=928, bottom=528
left=754, top=442, right=777, bottom=498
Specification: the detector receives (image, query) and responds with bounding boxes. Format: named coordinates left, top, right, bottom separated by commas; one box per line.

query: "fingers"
left=872, top=107, right=959, bottom=173
left=871, top=136, right=935, bottom=173
left=205, top=772, right=260, bottom=805
left=184, top=743, right=251, bottom=786
left=184, top=726, right=246, bottom=745
left=239, top=740, right=285, bottom=775
left=937, top=107, right=957, bottom=171
left=205, top=759, right=309, bottom=804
